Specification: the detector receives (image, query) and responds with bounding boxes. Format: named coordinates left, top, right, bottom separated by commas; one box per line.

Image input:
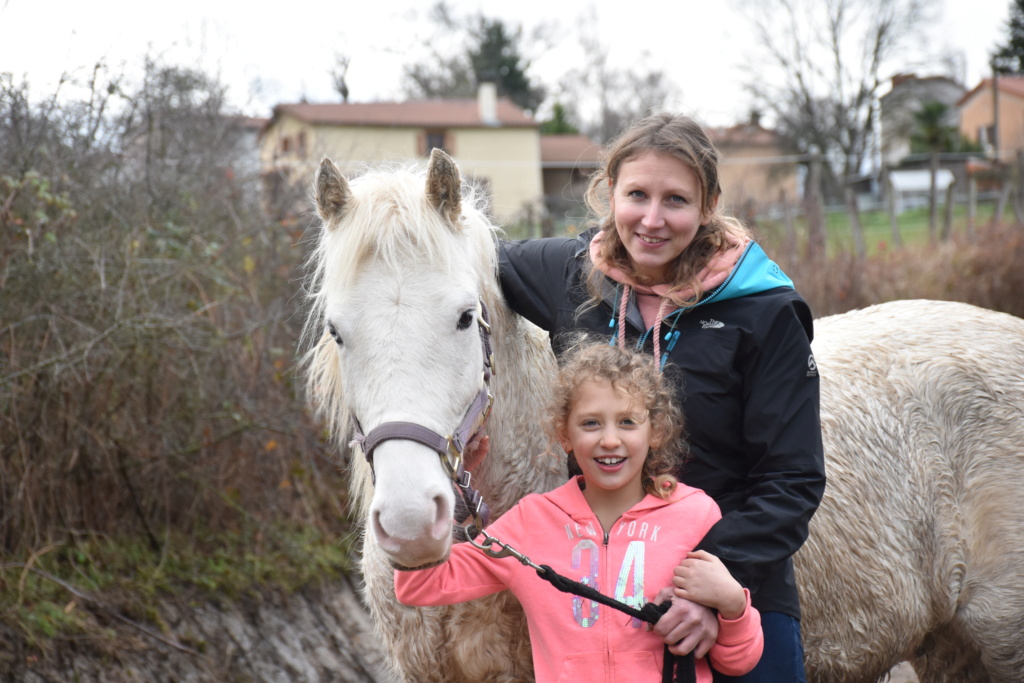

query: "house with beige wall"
left=708, top=122, right=799, bottom=218
left=540, top=133, right=602, bottom=228
left=259, top=84, right=542, bottom=224
left=958, top=75, right=1024, bottom=160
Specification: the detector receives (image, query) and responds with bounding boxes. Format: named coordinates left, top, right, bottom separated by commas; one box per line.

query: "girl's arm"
left=673, top=550, right=764, bottom=676
left=672, top=550, right=745, bottom=619
left=394, top=540, right=514, bottom=606
left=707, top=588, right=763, bottom=676
left=394, top=505, right=529, bottom=607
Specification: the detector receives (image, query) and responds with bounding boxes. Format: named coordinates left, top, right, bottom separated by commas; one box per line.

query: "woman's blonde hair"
left=545, top=338, right=686, bottom=500
left=584, top=112, right=752, bottom=306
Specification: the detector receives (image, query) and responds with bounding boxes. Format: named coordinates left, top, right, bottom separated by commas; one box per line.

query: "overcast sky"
left=0, top=0, right=1011, bottom=127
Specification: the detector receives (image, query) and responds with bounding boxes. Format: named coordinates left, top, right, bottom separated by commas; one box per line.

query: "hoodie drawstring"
left=617, top=285, right=630, bottom=351
left=618, top=286, right=671, bottom=369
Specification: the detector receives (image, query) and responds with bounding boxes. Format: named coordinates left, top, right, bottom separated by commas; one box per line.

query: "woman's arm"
left=695, top=297, right=825, bottom=592
left=497, top=235, right=587, bottom=330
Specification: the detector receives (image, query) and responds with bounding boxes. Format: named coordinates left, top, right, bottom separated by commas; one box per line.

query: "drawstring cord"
left=613, top=287, right=682, bottom=371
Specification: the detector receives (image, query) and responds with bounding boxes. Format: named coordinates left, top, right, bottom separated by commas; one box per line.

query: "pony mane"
left=300, top=160, right=503, bottom=470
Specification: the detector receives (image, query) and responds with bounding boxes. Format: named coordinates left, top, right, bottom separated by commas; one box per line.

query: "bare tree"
left=330, top=52, right=351, bottom=102
left=1, top=60, right=345, bottom=557
left=739, top=0, right=931, bottom=203
left=555, top=8, right=679, bottom=143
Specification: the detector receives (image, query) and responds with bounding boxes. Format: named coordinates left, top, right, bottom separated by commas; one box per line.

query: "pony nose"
left=371, top=493, right=452, bottom=555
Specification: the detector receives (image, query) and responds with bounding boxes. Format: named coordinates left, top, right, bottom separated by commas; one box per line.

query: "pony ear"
left=315, top=156, right=352, bottom=227
left=425, top=148, right=462, bottom=224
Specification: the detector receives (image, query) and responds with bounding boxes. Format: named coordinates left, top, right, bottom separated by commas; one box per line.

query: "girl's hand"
left=649, top=587, right=719, bottom=658
left=672, top=550, right=746, bottom=620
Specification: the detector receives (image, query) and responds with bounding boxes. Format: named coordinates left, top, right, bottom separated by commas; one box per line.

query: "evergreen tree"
left=468, top=17, right=545, bottom=113
left=403, top=2, right=545, bottom=114
left=993, top=0, right=1024, bottom=73
left=540, top=102, right=579, bottom=134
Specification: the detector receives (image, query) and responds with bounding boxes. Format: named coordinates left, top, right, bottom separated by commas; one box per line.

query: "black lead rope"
left=464, top=527, right=698, bottom=682
left=534, top=564, right=697, bottom=683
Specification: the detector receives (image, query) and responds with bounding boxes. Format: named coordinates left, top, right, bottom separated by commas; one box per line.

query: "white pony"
left=305, top=150, right=561, bottom=682
left=305, top=150, right=1024, bottom=683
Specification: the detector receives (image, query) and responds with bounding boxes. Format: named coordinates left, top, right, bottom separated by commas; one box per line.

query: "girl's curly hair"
left=545, top=336, right=687, bottom=500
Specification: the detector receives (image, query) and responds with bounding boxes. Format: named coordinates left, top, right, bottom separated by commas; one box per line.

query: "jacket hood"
left=709, top=241, right=794, bottom=305
left=545, top=475, right=706, bottom=525
left=588, top=236, right=795, bottom=323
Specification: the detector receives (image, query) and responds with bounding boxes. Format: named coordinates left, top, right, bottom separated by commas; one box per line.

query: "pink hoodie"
left=394, top=477, right=763, bottom=682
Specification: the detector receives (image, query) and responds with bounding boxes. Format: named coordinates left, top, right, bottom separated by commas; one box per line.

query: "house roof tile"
left=957, top=75, right=1024, bottom=107
left=540, top=134, right=602, bottom=166
left=271, top=99, right=537, bottom=128
left=708, top=123, right=781, bottom=147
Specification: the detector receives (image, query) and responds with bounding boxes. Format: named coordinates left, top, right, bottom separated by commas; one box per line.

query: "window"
left=423, top=129, right=449, bottom=156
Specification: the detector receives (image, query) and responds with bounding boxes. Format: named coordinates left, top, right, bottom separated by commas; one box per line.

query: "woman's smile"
left=610, top=151, right=710, bottom=285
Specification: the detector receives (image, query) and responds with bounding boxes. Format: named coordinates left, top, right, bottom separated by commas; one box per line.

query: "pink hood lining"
left=588, top=228, right=749, bottom=358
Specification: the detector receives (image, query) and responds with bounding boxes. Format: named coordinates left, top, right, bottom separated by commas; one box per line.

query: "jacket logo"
left=807, top=354, right=818, bottom=377
left=700, top=319, right=724, bottom=329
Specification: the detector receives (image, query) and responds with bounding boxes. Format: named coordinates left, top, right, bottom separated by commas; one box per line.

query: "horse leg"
left=945, top=574, right=1024, bottom=681
left=448, top=591, right=534, bottom=682
left=908, top=624, right=988, bottom=683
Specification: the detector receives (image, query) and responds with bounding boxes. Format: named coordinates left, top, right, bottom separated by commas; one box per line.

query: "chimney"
left=478, top=81, right=498, bottom=126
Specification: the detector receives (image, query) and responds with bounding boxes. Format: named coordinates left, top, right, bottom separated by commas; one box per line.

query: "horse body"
left=305, top=152, right=1024, bottom=683
left=801, top=300, right=1024, bottom=682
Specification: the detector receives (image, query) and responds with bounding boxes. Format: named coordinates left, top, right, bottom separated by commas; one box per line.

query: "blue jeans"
left=711, top=611, right=807, bottom=683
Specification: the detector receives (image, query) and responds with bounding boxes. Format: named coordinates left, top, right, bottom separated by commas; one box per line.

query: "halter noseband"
left=351, top=300, right=495, bottom=530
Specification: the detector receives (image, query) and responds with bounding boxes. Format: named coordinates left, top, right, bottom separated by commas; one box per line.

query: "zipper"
left=601, top=517, right=619, bottom=683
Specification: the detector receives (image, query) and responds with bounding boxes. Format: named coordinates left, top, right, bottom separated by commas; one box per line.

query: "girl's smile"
left=559, top=378, right=654, bottom=519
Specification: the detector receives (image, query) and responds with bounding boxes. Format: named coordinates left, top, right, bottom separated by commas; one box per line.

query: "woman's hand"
left=673, top=550, right=746, bottom=620
left=650, top=587, right=720, bottom=657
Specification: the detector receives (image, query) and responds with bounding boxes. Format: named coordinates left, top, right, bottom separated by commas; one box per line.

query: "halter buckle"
left=443, top=436, right=463, bottom=476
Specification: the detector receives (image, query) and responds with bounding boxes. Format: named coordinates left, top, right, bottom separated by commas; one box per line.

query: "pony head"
left=305, top=150, right=500, bottom=568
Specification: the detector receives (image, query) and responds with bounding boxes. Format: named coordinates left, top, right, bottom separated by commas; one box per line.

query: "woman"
left=496, top=113, right=825, bottom=681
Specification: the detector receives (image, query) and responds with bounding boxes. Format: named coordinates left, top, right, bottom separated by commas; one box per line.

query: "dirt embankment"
left=0, top=577, right=921, bottom=682
left=1, top=576, right=398, bottom=683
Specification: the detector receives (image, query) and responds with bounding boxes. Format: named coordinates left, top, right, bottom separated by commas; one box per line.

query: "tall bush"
left=0, top=63, right=347, bottom=559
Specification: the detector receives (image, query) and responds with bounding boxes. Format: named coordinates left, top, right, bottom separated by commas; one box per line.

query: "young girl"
left=394, top=342, right=763, bottom=682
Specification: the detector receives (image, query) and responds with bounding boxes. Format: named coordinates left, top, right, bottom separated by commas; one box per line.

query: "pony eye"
left=327, top=322, right=343, bottom=346
left=457, top=309, right=475, bottom=331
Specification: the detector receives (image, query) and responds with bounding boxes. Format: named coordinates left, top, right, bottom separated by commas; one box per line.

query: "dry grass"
left=760, top=220, right=1024, bottom=320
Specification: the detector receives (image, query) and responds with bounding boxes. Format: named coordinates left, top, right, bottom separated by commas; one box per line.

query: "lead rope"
left=466, top=525, right=697, bottom=683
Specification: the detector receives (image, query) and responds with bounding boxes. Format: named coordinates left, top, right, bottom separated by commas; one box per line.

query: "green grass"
left=827, top=202, right=997, bottom=252
left=759, top=200, right=1000, bottom=257
left=0, top=524, right=357, bottom=648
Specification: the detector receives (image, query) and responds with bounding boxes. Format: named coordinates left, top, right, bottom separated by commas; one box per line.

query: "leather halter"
left=350, top=300, right=495, bottom=530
